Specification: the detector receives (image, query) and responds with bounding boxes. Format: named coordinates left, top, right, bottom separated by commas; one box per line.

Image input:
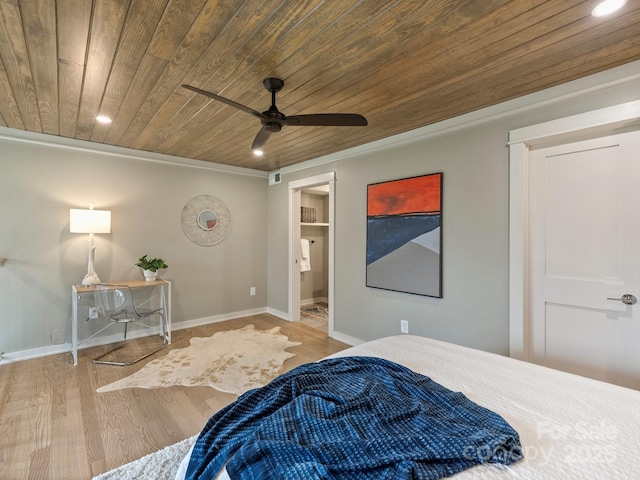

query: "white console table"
left=71, top=279, right=171, bottom=365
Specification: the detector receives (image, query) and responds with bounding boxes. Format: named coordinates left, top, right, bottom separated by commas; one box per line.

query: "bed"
left=177, top=335, right=640, bottom=479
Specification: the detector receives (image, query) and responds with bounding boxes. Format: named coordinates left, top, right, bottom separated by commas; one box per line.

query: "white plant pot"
left=143, top=269, right=158, bottom=282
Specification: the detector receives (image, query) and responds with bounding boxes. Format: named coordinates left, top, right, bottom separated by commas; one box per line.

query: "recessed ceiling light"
left=95, top=115, right=112, bottom=124
left=253, top=149, right=264, bottom=156
left=592, top=0, right=626, bottom=17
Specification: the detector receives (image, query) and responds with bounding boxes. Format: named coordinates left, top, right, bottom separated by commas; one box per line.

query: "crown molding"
left=0, top=126, right=268, bottom=179
left=277, top=60, right=640, bottom=176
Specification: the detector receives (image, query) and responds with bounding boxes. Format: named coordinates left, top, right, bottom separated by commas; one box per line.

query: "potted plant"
left=135, top=255, right=168, bottom=281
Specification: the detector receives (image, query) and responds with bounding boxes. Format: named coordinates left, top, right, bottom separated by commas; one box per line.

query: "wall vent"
left=268, top=171, right=282, bottom=185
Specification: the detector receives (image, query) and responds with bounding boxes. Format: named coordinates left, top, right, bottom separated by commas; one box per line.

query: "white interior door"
left=529, top=130, right=640, bottom=389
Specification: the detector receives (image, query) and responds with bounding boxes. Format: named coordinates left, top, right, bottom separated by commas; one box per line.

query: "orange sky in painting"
left=368, top=174, right=441, bottom=216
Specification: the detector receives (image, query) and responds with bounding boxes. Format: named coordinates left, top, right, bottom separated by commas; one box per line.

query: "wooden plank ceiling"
left=0, top=0, right=639, bottom=171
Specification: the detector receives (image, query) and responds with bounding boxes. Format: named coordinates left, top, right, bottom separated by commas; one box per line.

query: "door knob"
left=606, top=294, right=637, bottom=305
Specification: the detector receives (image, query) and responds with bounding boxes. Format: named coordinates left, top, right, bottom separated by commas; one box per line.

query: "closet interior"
left=299, top=186, right=329, bottom=333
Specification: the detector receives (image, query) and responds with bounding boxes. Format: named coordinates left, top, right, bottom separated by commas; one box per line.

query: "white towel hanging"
left=300, top=239, right=311, bottom=272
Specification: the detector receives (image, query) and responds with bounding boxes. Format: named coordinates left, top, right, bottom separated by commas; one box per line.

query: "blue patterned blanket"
left=186, top=356, right=523, bottom=479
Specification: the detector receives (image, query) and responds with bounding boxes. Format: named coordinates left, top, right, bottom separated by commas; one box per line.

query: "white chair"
left=92, top=284, right=168, bottom=366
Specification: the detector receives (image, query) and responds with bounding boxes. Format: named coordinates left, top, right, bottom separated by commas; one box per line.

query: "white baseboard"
left=0, top=305, right=364, bottom=364
left=0, top=307, right=269, bottom=365
left=0, top=344, right=73, bottom=364
left=328, top=331, right=364, bottom=347
left=269, top=303, right=362, bottom=347
left=266, top=306, right=290, bottom=321
left=171, top=307, right=268, bottom=331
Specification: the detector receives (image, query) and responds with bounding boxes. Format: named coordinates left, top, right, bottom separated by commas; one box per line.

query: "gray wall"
left=267, top=62, right=640, bottom=355
left=0, top=136, right=268, bottom=357
left=3, top=62, right=639, bottom=360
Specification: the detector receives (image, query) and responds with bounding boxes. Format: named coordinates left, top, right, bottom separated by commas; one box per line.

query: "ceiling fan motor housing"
left=265, top=122, right=282, bottom=132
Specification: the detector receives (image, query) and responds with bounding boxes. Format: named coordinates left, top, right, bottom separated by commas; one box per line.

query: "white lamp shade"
left=70, top=209, right=111, bottom=234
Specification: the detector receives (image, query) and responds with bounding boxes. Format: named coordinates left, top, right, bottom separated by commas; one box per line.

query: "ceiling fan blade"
left=182, top=84, right=263, bottom=118
left=283, top=113, right=367, bottom=127
left=252, top=127, right=272, bottom=150
left=186, top=78, right=368, bottom=153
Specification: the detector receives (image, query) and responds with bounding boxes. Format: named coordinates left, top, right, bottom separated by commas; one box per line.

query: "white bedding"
left=329, top=335, right=640, bottom=478
left=179, top=335, right=640, bottom=479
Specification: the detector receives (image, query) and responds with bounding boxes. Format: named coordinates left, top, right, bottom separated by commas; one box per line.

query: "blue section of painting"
left=367, top=214, right=440, bottom=265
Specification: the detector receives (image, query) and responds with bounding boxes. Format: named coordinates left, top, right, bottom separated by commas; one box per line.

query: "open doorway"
left=299, top=185, right=329, bottom=333
left=288, top=172, right=335, bottom=337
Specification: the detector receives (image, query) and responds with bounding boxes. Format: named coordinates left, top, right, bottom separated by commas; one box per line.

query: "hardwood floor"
left=0, top=314, right=349, bottom=479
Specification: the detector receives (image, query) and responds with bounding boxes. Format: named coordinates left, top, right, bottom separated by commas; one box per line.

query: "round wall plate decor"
left=181, top=195, right=231, bottom=246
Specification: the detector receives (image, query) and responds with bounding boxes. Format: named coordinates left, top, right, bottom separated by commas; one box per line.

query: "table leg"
left=71, top=289, right=79, bottom=365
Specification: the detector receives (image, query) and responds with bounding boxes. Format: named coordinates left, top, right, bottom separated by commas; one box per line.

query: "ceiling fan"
left=182, top=78, right=368, bottom=151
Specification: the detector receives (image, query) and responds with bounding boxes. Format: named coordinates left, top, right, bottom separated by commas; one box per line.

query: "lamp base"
left=82, top=238, right=101, bottom=286
left=82, top=273, right=101, bottom=286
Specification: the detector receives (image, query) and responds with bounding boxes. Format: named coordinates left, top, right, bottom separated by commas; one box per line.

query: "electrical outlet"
left=400, top=319, right=409, bottom=334
left=250, top=287, right=256, bottom=296
left=88, top=307, right=99, bottom=319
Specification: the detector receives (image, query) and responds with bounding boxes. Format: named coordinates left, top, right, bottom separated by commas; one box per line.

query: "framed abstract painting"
left=366, top=173, right=442, bottom=297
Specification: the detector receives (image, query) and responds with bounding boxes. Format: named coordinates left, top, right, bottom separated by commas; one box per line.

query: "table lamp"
left=70, top=204, right=111, bottom=286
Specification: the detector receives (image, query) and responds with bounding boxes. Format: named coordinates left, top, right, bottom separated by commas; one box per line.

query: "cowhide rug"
left=96, top=324, right=301, bottom=395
